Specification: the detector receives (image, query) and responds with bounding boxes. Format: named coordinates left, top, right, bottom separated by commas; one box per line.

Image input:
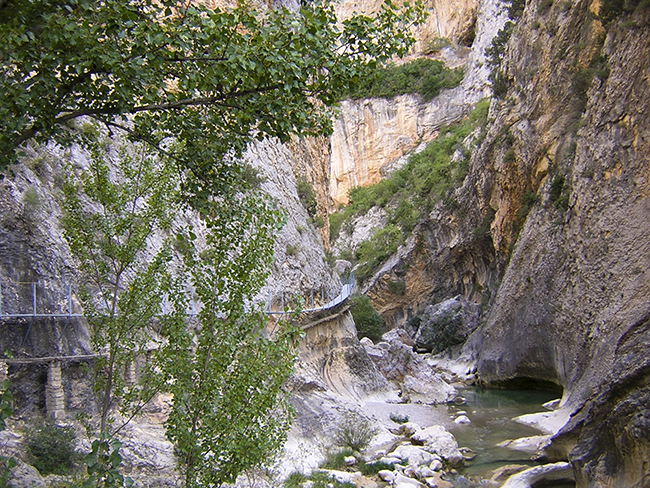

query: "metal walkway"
left=0, top=276, right=355, bottom=319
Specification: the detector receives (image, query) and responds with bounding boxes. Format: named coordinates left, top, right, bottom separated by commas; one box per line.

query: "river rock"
left=390, top=445, right=435, bottom=466
left=391, top=421, right=422, bottom=437
left=378, top=469, right=395, bottom=482
left=490, top=465, right=528, bottom=483
left=454, top=415, right=471, bottom=425
left=497, top=435, right=552, bottom=454
left=393, top=473, right=426, bottom=488
left=410, top=425, right=464, bottom=468
left=500, top=462, right=574, bottom=488
left=423, top=472, right=454, bottom=488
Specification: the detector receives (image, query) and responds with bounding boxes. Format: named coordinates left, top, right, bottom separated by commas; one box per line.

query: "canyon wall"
left=346, top=0, right=649, bottom=485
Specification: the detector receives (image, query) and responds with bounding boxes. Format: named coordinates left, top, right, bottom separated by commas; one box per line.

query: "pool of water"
left=447, top=387, right=575, bottom=487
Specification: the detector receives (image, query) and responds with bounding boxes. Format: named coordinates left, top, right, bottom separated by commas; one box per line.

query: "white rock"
left=359, top=337, right=375, bottom=347
left=542, top=399, right=561, bottom=410
left=500, top=462, right=574, bottom=488
left=410, top=425, right=465, bottom=468
left=496, top=435, right=552, bottom=454
left=344, top=456, right=357, bottom=466
left=379, top=456, right=402, bottom=465
left=390, top=444, right=434, bottom=466
left=397, top=421, right=422, bottom=437
left=430, top=459, right=443, bottom=471
left=417, top=466, right=436, bottom=478
left=378, top=470, right=395, bottom=482
left=402, top=374, right=456, bottom=405
left=394, top=473, right=426, bottom=487
left=454, top=415, right=471, bottom=425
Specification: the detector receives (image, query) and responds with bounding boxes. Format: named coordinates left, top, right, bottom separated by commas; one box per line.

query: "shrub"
left=332, top=412, right=379, bottom=452
left=297, top=179, right=318, bottom=218
left=349, top=293, right=385, bottom=342
left=25, top=420, right=80, bottom=476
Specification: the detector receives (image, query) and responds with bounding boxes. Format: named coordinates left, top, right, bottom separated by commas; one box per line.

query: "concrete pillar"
left=46, top=361, right=65, bottom=420
left=125, top=361, right=137, bottom=387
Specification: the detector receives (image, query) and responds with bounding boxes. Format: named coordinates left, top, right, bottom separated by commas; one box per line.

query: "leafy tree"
left=0, top=0, right=425, bottom=200
left=153, top=191, right=300, bottom=488
left=61, top=140, right=179, bottom=435
left=349, top=293, right=385, bottom=342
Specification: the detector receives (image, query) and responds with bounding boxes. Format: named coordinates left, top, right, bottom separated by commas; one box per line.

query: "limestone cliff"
left=328, top=0, right=508, bottom=205
left=469, top=2, right=650, bottom=486
left=347, top=0, right=650, bottom=485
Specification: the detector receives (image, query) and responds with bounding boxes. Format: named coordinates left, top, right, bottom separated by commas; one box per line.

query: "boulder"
left=393, top=473, right=426, bottom=487
left=401, top=374, right=456, bottom=404
left=390, top=444, right=435, bottom=466
left=378, top=469, right=395, bottom=482
left=391, top=421, right=422, bottom=437
left=454, top=415, right=471, bottom=425
left=423, top=472, right=454, bottom=488
left=412, top=296, right=479, bottom=353
left=500, top=462, right=574, bottom=488
left=381, top=328, right=415, bottom=347
left=410, top=425, right=464, bottom=467
left=497, top=435, right=552, bottom=454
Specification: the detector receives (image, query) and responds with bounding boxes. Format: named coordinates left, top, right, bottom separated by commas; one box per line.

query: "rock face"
left=337, top=1, right=650, bottom=487
left=328, top=0, right=508, bottom=205
left=411, top=295, right=479, bottom=353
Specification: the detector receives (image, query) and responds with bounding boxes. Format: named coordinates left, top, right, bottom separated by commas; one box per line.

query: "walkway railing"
left=265, top=274, right=355, bottom=315
left=0, top=275, right=356, bottom=319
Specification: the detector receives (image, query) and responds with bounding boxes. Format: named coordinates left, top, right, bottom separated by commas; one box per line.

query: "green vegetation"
left=297, top=180, right=318, bottom=218
left=0, top=380, right=16, bottom=488
left=2, top=0, right=428, bottom=485
left=284, top=470, right=355, bottom=488
left=549, top=173, right=570, bottom=210
left=332, top=411, right=379, bottom=452
left=359, top=461, right=395, bottom=476
left=321, top=448, right=355, bottom=470
left=349, top=293, right=385, bottom=342
left=331, top=100, right=490, bottom=281
left=342, top=58, right=464, bottom=101
left=0, top=0, right=425, bottom=190
left=598, top=0, right=650, bottom=24
left=26, top=421, right=80, bottom=476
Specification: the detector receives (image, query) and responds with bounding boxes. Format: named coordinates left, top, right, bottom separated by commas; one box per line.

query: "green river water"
left=447, top=388, right=575, bottom=487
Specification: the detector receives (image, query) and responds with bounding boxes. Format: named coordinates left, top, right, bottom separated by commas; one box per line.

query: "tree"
left=61, top=138, right=179, bottom=435
left=0, top=0, right=425, bottom=200
left=154, top=190, right=300, bottom=487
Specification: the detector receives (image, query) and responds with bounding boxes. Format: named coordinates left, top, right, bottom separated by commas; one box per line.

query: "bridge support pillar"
left=125, top=361, right=137, bottom=386
left=46, top=361, right=65, bottom=420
